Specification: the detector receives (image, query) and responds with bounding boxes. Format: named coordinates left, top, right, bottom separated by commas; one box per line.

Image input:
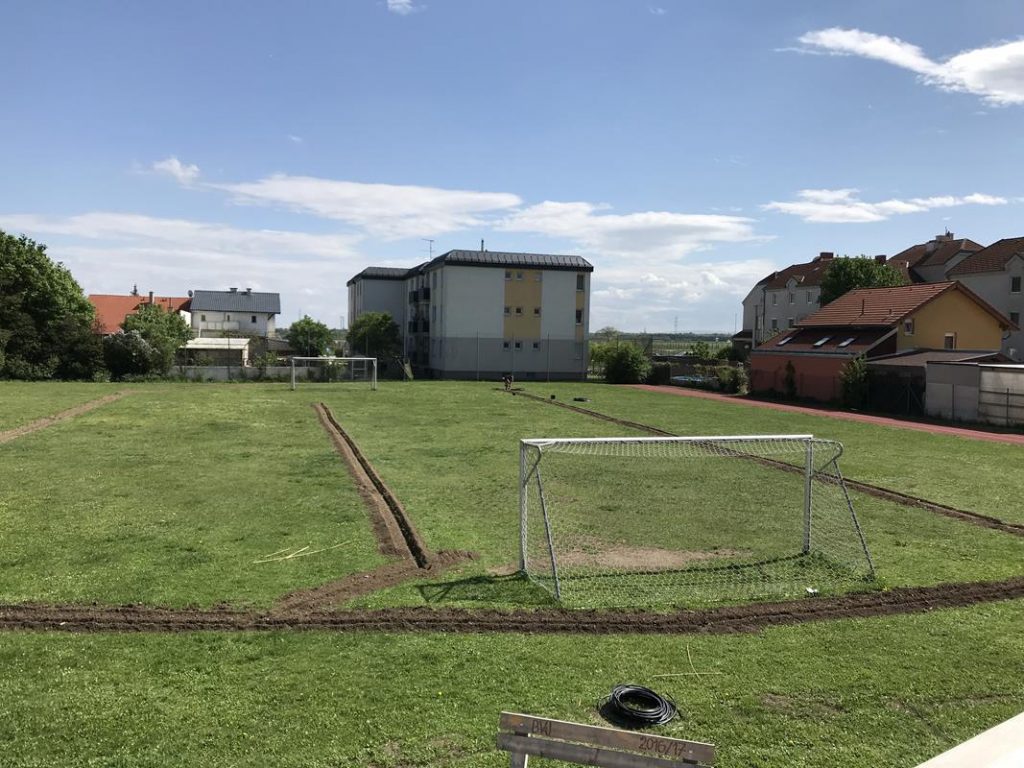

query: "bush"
left=646, top=361, right=671, bottom=386
left=690, top=341, right=711, bottom=361
left=715, top=365, right=749, bottom=394
left=840, top=355, right=869, bottom=409
left=103, top=331, right=157, bottom=380
left=783, top=361, right=797, bottom=399
left=604, top=345, right=651, bottom=384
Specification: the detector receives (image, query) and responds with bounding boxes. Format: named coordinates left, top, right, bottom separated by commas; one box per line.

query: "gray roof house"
left=189, top=288, right=281, bottom=338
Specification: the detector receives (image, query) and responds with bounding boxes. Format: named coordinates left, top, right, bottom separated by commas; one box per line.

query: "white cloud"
left=649, top=6, right=667, bottom=15
left=212, top=175, right=522, bottom=239
left=287, top=134, right=303, bottom=144
left=762, top=188, right=1008, bottom=223
left=387, top=0, right=423, bottom=15
left=795, top=27, right=1024, bottom=105
left=151, top=156, right=200, bottom=185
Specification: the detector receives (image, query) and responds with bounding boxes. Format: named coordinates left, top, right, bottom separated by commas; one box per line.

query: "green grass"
left=0, top=384, right=384, bottom=608
left=0, top=381, right=117, bottom=430
left=523, top=382, right=1024, bottom=524
left=1, top=599, right=1023, bottom=767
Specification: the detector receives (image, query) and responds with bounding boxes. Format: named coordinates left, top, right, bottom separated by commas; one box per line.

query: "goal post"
left=290, top=356, right=378, bottom=391
left=518, top=434, right=874, bottom=608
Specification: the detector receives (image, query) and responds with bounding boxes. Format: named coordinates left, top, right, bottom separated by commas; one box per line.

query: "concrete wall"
left=349, top=278, right=407, bottom=331
left=978, top=365, right=1024, bottom=426
left=956, top=258, right=1024, bottom=360
left=924, top=362, right=980, bottom=422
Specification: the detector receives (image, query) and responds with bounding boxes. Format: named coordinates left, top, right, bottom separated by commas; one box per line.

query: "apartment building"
left=886, top=231, right=983, bottom=283
left=740, top=252, right=838, bottom=344
left=189, top=288, right=280, bottom=338
left=346, top=249, right=593, bottom=379
left=948, top=237, right=1024, bottom=360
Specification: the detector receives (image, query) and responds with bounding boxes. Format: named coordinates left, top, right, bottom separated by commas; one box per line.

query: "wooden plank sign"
left=497, top=712, right=716, bottom=767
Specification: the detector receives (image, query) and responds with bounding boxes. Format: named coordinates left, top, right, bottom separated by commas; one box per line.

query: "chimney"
left=874, top=254, right=886, bottom=264
left=245, top=287, right=252, bottom=294
left=817, top=251, right=834, bottom=261
left=229, top=287, right=238, bottom=293
left=480, top=239, right=485, bottom=252
left=935, top=230, right=954, bottom=242
left=148, top=290, right=154, bottom=304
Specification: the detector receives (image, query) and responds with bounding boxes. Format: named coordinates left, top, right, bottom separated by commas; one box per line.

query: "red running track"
left=630, top=385, right=1024, bottom=446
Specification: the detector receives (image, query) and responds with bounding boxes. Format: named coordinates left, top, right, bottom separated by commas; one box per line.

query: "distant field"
left=0, top=381, right=116, bottom=431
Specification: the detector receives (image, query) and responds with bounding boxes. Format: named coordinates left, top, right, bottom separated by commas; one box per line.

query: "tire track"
left=0, top=392, right=129, bottom=445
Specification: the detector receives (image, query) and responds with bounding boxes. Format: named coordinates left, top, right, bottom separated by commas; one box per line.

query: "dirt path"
left=512, top=390, right=1024, bottom=538
left=0, top=392, right=129, bottom=445
left=3, top=577, right=1023, bottom=635
left=632, top=384, right=1024, bottom=446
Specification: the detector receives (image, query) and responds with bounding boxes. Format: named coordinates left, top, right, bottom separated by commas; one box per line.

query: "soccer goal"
left=290, top=356, right=377, bottom=390
left=519, top=434, right=874, bottom=608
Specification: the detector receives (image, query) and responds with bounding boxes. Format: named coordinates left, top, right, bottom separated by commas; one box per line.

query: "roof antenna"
left=422, top=238, right=434, bottom=259
left=481, top=239, right=485, bottom=252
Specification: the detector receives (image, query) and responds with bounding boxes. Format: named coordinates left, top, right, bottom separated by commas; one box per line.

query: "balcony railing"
left=421, top=287, right=431, bottom=301
left=409, top=289, right=420, bottom=303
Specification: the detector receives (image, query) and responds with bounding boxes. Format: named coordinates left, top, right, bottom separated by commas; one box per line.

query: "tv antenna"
left=422, top=238, right=435, bottom=258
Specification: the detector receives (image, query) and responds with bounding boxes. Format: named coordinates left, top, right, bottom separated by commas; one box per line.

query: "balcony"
left=409, top=289, right=420, bottom=303
left=421, top=287, right=431, bottom=301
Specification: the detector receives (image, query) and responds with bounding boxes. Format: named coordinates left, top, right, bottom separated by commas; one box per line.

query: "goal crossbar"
left=290, top=356, right=378, bottom=391
left=522, top=434, right=813, bottom=448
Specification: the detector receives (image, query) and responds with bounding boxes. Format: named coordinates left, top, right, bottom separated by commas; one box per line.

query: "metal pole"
left=519, top=442, right=528, bottom=572
left=803, top=438, right=813, bottom=554
left=476, top=332, right=480, bottom=381
left=291, top=358, right=296, bottom=391
left=372, top=358, right=378, bottom=391
left=546, top=334, right=550, bottom=382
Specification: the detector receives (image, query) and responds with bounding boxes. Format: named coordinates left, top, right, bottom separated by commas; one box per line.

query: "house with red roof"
left=88, top=291, right=192, bottom=334
left=750, top=282, right=1016, bottom=403
left=886, top=231, right=984, bottom=284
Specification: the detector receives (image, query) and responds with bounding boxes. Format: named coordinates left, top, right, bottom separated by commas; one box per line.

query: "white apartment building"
left=347, top=249, right=593, bottom=379
left=189, top=288, right=280, bottom=338
left=740, top=252, right=837, bottom=344
left=948, top=237, right=1024, bottom=360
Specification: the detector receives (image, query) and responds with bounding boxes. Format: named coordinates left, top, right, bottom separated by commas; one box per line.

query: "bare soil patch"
left=561, top=543, right=748, bottom=571
left=3, top=577, right=1024, bottom=635
left=0, top=392, right=128, bottom=445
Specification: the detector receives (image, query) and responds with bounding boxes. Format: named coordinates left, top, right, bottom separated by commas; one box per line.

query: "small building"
left=750, top=282, right=1016, bottom=403
left=347, top=249, right=593, bottom=380
left=189, top=288, right=280, bottom=339
left=926, top=362, right=1024, bottom=427
left=180, top=337, right=251, bottom=366
left=89, top=291, right=191, bottom=334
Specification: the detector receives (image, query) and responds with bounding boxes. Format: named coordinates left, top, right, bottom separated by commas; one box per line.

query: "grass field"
left=2, top=380, right=1023, bottom=767
left=0, top=381, right=115, bottom=430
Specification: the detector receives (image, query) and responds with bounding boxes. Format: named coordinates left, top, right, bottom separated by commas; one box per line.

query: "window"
left=788, top=318, right=795, bottom=328
left=576, top=274, right=585, bottom=291
left=788, top=292, right=794, bottom=304
left=813, top=336, right=832, bottom=347
left=515, top=306, right=523, bottom=315
left=944, top=333, right=957, bottom=350
left=776, top=336, right=794, bottom=346
left=772, top=294, right=777, bottom=306
left=505, top=270, right=512, bottom=280
left=533, top=307, right=541, bottom=316
left=226, top=314, right=231, bottom=321
left=904, top=318, right=915, bottom=336
left=532, top=341, right=540, bottom=349
left=575, top=309, right=583, bottom=325
left=771, top=318, right=778, bottom=331
left=503, top=341, right=510, bottom=349
left=514, top=341, right=522, bottom=349
left=251, top=315, right=257, bottom=323
left=806, top=290, right=812, bottom=302
left=1011, top=312, right=1020, bottom=325
left=516, top=271, right=524, bottom=280
left=504, top=306, right=510, bottom=316
left=200, top=314, right=206, bottom=322
left=1013, top=276, right=1022, bottom=294
left=838, top=337, right=857, bottom=348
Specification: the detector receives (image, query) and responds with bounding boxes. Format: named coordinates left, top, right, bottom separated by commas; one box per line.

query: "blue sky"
left=2, top=1, right=1023, bottom=332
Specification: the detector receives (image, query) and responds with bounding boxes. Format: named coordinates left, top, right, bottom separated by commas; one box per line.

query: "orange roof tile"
left=947, top=237, right=1024, bottom=276
left=88, top=294, right=191, bottom=334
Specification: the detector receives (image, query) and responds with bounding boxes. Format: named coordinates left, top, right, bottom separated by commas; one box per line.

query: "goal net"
left=519, top=435, right=874, bottom=608
left=290, top=357, right=378, bottom=390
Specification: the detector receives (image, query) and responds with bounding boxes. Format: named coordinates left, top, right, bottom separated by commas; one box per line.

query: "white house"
left=740, top=252, right=838, bottom=345
left=189, top=288, right=281, bottom=338
left=948, top=237, right=1024, bottom=360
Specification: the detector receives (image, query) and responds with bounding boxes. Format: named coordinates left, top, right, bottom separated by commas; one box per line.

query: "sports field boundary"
left=509, top=390, right=1024, bottom=538
left=0, top=391, right=129, bottom=445
left=3, top=576, right=1023, bottom=634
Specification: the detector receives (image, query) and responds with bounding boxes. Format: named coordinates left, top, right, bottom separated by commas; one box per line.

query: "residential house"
left=189, top=288, right=280, bottom=339
left=89, top=291, right=191, bottom=334
left=347, top=249, right=593, bottom=380
left=739, top=252, right=839, bottom=346
left=750, top=282, right=1016, bottom=402
left=947, top=237, right=1024, bottom=360
left=886, top=231, right=983, bottom=283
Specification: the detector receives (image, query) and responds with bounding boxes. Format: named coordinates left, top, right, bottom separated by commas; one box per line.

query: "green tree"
left=122, top=303, right=192, bottom=374
left=286, top=315, right=334, bottom=357
left=840, top=355, right=869, bottom=409
left=820, top=256, right=906, bottom=306
left=347, top=312, right=401, bottom=358
left=0, top=230, right=102, bottom=379
left=603, top=344, right=651, bottom=384
left=102, top=331, right=157, bottom=379
left=690, top=340, right=711, bottom=360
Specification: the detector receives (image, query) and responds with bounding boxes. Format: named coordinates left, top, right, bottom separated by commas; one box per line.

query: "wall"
left=752, top=283, right=822, bottom=342
left=192, top=310, right=274, bottom=338
left=350, top=278, right=407, bottom=332
left=956, top=257, right=1024, bottom=360
left=899, top=288, right=1006, bottom=352
left=750, top=353, right=848, bottom=402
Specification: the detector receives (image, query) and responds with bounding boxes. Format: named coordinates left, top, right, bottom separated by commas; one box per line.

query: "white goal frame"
left=290, top=356, right=378, bottom=391
left=518, top=434, right=874, bottom=603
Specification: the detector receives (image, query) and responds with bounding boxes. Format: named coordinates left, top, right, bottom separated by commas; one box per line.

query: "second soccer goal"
left=519, top=434, right=874, bottom=608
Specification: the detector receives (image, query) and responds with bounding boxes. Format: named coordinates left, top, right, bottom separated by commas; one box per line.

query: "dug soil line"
left=510, top=391, right=1024, bottom=538
left=313, top=402, right=432, bottom=565
left=0, top=392, right=129, bottom=445
left=3, top=577, right=1024, bottom=634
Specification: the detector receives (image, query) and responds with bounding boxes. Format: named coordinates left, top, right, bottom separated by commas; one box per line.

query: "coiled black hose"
left=602, top=684, right=677, bottom=727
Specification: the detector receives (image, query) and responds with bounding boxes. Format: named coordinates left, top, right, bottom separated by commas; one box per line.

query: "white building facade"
left=189, top=289, right=280, bottom=338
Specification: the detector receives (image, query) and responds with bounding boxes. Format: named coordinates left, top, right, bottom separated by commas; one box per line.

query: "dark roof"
left=346, top=267, right=410, bottom=286
left=189, top=289, right=281, bottom=314
left=427, top=249, right=593, bottom=272
left=948, top=237, right=1024, bottom=276
left=795, top=282, right=1016, bottom=331
left=888, top=237, right=984, bottom=271
left=758, top=253, right=835, bottom=290
left=347, top=250, right=594, bottom=286
left=753, top=327, right=894, bottom=356
left=867, top=349, right=1007, bottom=369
